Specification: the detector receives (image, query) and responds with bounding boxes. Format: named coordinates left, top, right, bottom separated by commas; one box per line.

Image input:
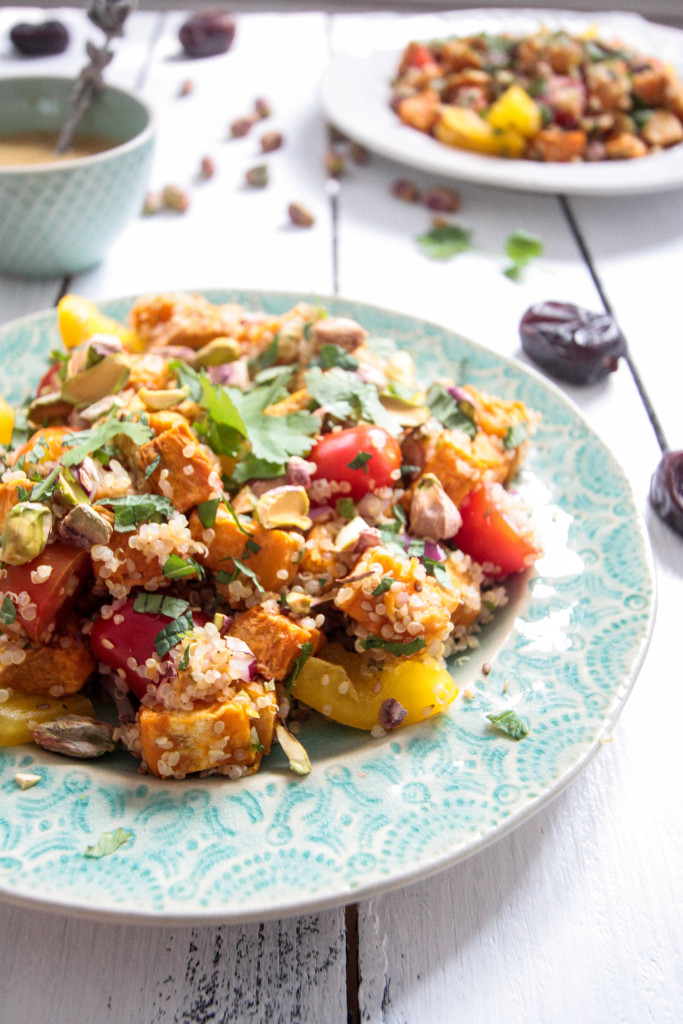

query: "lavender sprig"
left=55, top=0, right=135, bottom=155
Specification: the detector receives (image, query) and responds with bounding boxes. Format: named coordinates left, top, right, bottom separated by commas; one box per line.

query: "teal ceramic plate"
left=0, top=292, right=654, bottom=923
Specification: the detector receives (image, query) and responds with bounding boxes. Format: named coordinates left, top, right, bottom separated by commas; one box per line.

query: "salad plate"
left=0, top=291, right=654, bottom=924
left=321, top=9, right=683, bottom=196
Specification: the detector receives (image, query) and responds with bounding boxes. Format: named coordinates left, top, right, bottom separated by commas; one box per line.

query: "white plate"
left=321, top=9, right=683, bottom=196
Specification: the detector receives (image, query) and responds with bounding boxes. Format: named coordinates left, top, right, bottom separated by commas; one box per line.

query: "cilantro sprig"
left=416, top=223, right=543, bottom=280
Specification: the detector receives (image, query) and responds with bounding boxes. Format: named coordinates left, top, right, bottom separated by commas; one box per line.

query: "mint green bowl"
left=0, top=76, right=154, bottom=277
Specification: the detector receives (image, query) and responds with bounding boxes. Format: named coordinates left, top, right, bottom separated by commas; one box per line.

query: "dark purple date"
left=650, top=451, right=683, bottom=536
left=519, top=301, right=626, bottom=385
left=10, top=20, right=69, bottom=56
left=179, top=9, right=236, bottom=58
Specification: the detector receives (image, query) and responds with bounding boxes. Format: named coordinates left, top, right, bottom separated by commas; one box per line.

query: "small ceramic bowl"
left=0, top=76, right=154, bottom=277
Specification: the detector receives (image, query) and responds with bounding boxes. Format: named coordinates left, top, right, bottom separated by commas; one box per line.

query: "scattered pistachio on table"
left=162, top=184, right=191, bottom=212
left=245, top=164, right=269, bottom=188
left=142, top=191, right=164, bottom=216
left=254, top=97, right=271, bottom=120
left=199, top=155, right=216, bottom=180
left=392, top=178, right=420, bottom=203
left=231, top=115, right=255, bottom=138
left=349, top=141, right=370, bottom=164
left=423, top=185, right=461, bottom=213
left=260, top=130, right=283, bottom=153
left=325, top=148, right=346, bottom=178
left=178, top=77, right=194, bottom=97
left=288, top=202, right=315, bottom=228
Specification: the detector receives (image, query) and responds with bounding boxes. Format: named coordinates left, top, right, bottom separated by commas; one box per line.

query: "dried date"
left=179, top=8, right=236, bottom=58
left=650, top=450, right=683, bottom=536
left=519, top=301, right=626, bottom=385
left=10, top=20, right=69, bottom=56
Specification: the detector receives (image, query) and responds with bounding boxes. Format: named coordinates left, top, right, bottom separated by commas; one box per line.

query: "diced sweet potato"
left=605, top=132, right=648, bottom=160
left=640, top=109, right=683, bottom=148
left=443, top=554, right=482, bottom=629
left=90, top=528, right=165, bottom=592
left=421, top=429, right=509, bottom=508
left=190, top=506, right=303, bottom=594
left=228, top=605, right=323, bottom=681
left=138, top=421, right=221, bottom=513
left=529, top=127, right=587, bottom=162
left=139, top=695, right=275, bottom=778
left=397, top=89, right=441, bottom=132
left=631, top=65, right=671, bottom=107
left=0, top=622, right=95, bottom=696
left=298, top=521, right=346, bottom=580
left=334, top=546, right=459, bottom=646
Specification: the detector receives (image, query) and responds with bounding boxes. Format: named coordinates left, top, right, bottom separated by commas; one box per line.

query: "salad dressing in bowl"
left=0, top=131, right=116, bottom=167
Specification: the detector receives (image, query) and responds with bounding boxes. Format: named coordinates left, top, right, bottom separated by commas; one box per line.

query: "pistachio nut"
left=61, top=351, right=131, bottom=409
left=58, top=504, right=113, bottom=550
left=137, top=385, right=190, bottom=411
left=334, top=515, right=372, bottom=552
left=27, top=392, right=74, bottom=428
left=254, top=486, right=312, bottom=530
left=53, top=468, right=90, bottom=510
left=409, top=473, right=462, bottom=541
left=1, top=502, right=52, bottom=565
left=30, top=715, right=117, bottom=759
left=275, top=722, right=311, bottom=776
left=193, top=337, right=241, bottom=368
left=283, top=591, right=313, bottom=616
left=379, top=393, right=430, bottom=427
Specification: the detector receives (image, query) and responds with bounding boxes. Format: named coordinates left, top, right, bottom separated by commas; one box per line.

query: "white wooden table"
left=0, top=7, right=682, bottom=1022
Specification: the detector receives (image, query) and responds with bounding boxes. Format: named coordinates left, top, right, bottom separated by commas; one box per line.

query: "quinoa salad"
left=0, top=292, right=541, bottom=780
left=391, top=27, right=683, bottom=162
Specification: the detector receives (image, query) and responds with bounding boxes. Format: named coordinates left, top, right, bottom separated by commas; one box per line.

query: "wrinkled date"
left=179, top=8, right=236, bottom=58
left=10, top=20, right=69, bottom=56
left=519, top=301, right=627, bottom=385
left=650, top=450, right=683, bottom=536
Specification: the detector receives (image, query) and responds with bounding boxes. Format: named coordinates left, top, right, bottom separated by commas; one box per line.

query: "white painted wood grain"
left=0, top=904, right=347, bottom=1024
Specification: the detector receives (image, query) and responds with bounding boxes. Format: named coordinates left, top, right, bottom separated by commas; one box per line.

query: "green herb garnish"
left=347, top=451, right=372, bottom=472
left=486, top=709, right=530, bottom=740
left=286, top=642, right=314, bottom=691
left=99, top=494, right=175, bottom=532
left=503, top=231, right=543, bottom=281
left=144, top=455, right=160, bottom=479
left=372, top=577, right=394, bottom=597
left=0, top=595, right=17, bottom=624
left=503, top=422, right=529, bottom=449
left=416, top=224, right=474, bottom=260
left=361, top=635, right=427, bottom=657
left=197, top=497, right=221, bottom=528
left=84, top=827, right=132, bottom=859
left=154, top=609, right=194, bottom=657
left=304, top=366, right=398, bottom=434
left=132, top=593, right=190, bottom=618
left=61, top=413, right=153, bottom=468
left=337, top=497, right=356, bottom=519
left=162, top=554, right=205, bottom=581
left=426, top=384, right=477, bottom=438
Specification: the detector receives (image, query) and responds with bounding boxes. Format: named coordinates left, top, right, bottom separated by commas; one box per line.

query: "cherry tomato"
left=454, top=483, right=540, bottom=577
left=309, top=425, right=402, bottom=502
left=1, top=544, right=90, bottom=642
left=407, top=43, right=437, bottom=69
left=13, top=425, right=75, bottom=466
left=90, top=596, right=208, bottom=699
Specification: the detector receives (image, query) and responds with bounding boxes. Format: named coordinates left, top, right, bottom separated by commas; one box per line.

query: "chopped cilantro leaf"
left=84, top=827, right=132, bottom=858
left=61, top=414, right=153, bottom=468
left=504, top=231, right=543, bottom=281
left=503, top=422, right=529, bottom=450
left=416, top=224, right=473, bottom=260
left=304, top=366, right=398, bottom=435
left=178, top=644, right=191, bottom=672
left=286, top=642, right=314, bottom=691
left=362, top=635, right=427, bottom=657
left=347, top=451, right=372, bottom=472
left=337, top=497, right=356, bottom=519
left=372, top=577, right=394, bottom=597
left=27, top=465, right=60, bottom=502
left=162, top=554, right=205, bottom=581
left=216, top=557, right=264, bottom=593
left=248, top=336, right=279, bottom=375
left=154, top=610, right=194, bottom=658
left=317, top=345, right=359, bottom=371
left=486, top=709, right=530, bottom=740
left=0, top=595, right=17, bottom=624
left=144, top=455, right=160, bottom=479
left=426, top=384, right=477, bottom=438
left=424, top=559, right=454, bottom=590
left=197, top=498, right=221, bottom=528
left=132, top=593, right=189, bottom=618
left=99, top=494, right=174, bottom=533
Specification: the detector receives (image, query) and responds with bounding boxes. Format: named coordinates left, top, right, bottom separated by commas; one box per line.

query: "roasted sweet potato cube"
left=139, top=694, right=276, bottom=778
left=190, top=506, right=303, bottom=594
left=334, top=546, right=459, bottom=646
left=0, top=478, right=31, bottom=533
left=138, top=421, right=221, bottom=513
left=0, top=623, right=95, bottom=696
left=397, top=89, right=440, bottom=132
left=421, top=429, right=509, bottom=507
left=228, top=605, right=323, bottom=681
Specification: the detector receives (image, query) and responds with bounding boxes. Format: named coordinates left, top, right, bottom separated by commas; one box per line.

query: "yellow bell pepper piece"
left=435, top=105, right=527, bottom=158
left=486, top=84, right=542, bottom=139
left=57, top=294, right=143, bottom=352
left=0, top=396, right=15, bottom=446
left=291, top=642, right=458, bottom=732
